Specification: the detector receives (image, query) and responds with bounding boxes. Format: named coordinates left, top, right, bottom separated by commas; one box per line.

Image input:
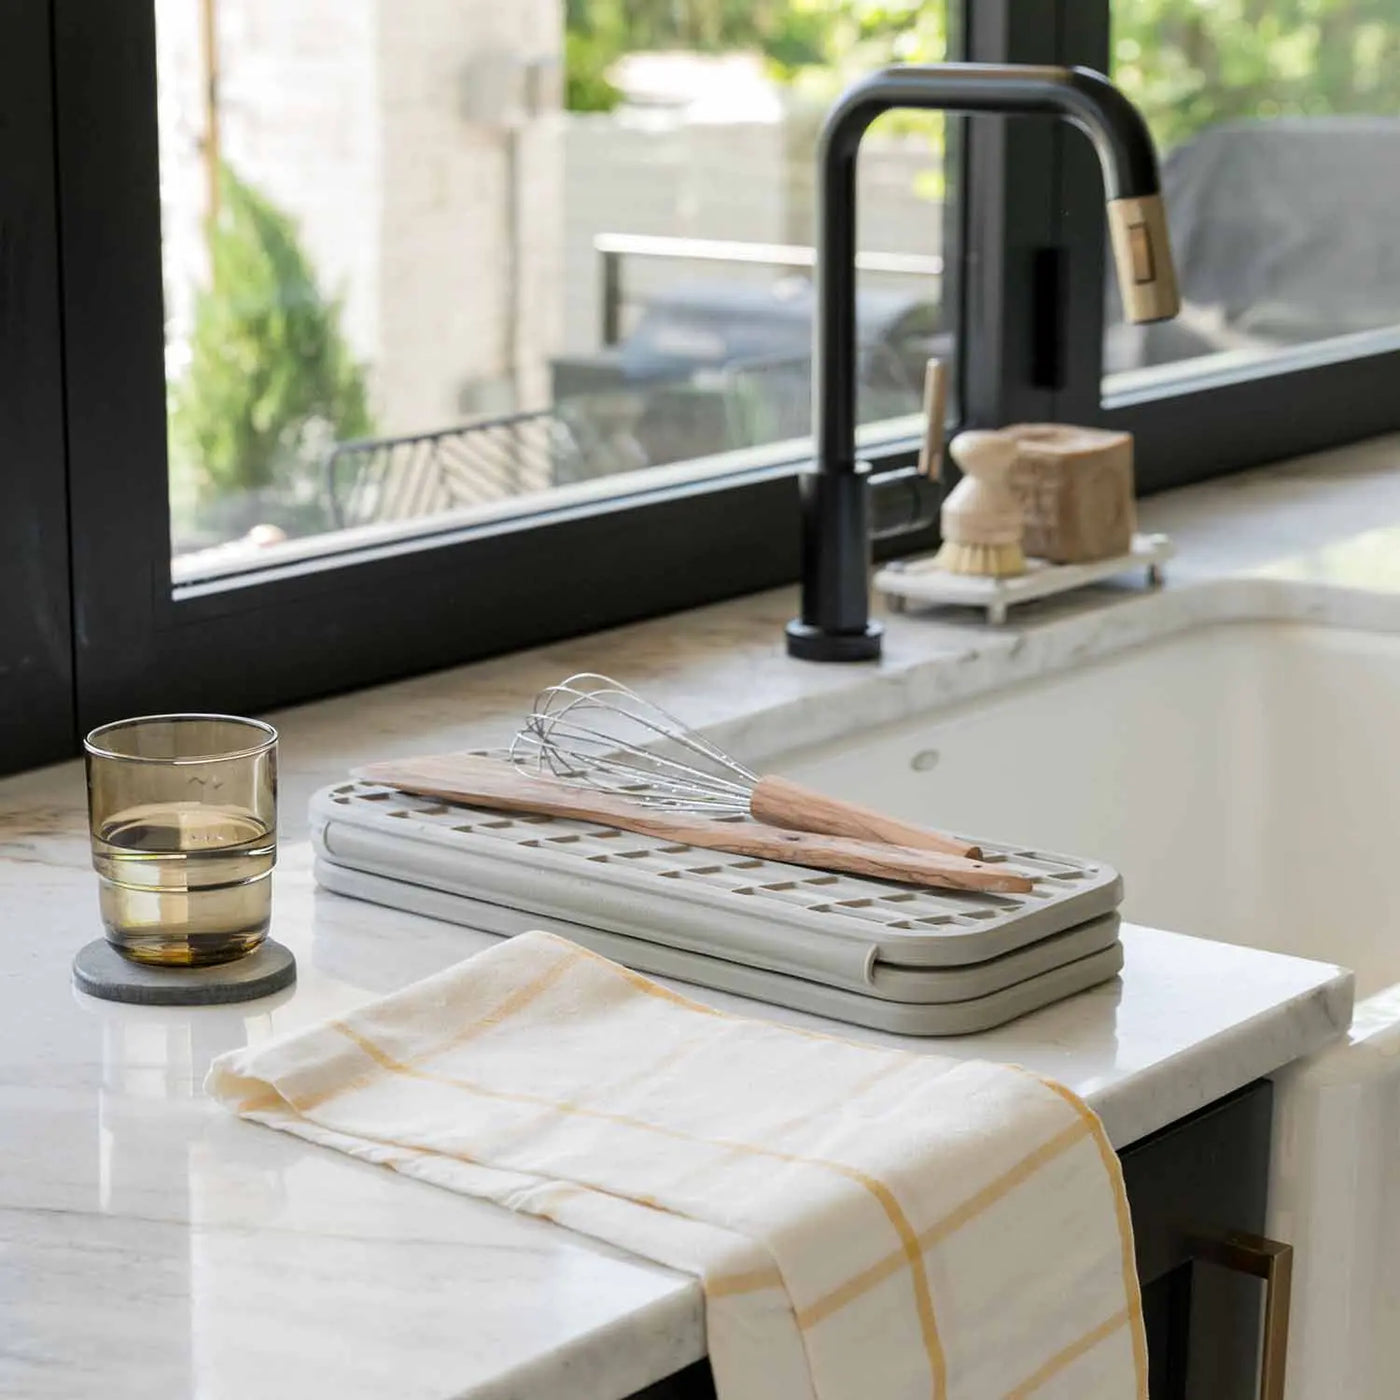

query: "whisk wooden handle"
left=749, top=775, right=982, bottom=860
left=358, top=755, right=1032, bottom=895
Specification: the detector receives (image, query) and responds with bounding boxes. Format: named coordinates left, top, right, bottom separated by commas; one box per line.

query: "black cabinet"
left=1125, top=1081, right=1282, bottom=1400
left=631, top=1080, right=1280, bottom=1400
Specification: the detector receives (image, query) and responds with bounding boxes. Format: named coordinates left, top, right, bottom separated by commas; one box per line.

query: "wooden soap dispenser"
left=933, top=429, right=1026, bottom=578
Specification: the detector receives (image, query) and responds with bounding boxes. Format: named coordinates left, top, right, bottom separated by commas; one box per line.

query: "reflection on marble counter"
left=0, top=847, right=706, bottom=1400
left=2, top=431, right=1395, bottom=1399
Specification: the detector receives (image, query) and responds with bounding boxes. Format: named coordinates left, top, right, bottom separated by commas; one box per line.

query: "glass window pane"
left=1106, top=0, right=1400, bottom=393
left=156, top=1, right=952, bottom=581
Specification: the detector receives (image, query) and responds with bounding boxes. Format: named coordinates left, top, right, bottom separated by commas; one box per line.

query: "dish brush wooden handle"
left=749, top=775, right=982, bottom=860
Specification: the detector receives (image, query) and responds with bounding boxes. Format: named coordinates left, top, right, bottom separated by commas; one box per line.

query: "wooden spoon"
left=358, top=754, right=1034, bottom=895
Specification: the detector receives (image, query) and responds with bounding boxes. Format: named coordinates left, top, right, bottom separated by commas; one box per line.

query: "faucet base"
left=785, top=619, right=883, bottom=662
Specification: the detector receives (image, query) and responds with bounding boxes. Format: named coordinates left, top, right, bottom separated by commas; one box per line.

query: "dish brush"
left=933, top=429, right=1026, bottom=578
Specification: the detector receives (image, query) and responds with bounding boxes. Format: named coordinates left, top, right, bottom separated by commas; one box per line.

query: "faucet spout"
left=785, top=62, right=1179, bottom=663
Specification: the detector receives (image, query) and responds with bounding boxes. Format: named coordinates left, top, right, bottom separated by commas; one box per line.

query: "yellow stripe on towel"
left=326, top=1017, right=951, bottom=1391
left=1005, top=1306, right=1132, bottom=1399
left=207, top=930, right=1147, bottom=1400
left=796, top=1117, right=1091, bottom=1331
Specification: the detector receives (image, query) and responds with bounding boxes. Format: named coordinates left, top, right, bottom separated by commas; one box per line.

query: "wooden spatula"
left=358, top=754, right=1034, bottom=895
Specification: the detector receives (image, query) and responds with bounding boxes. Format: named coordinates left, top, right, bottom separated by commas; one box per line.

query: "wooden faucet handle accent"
left=749, top=774, right=982, bottom=860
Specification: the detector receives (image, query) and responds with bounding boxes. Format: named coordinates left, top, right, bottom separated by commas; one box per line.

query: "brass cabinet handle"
left=1187, top=1230, right=1293, bottom=1400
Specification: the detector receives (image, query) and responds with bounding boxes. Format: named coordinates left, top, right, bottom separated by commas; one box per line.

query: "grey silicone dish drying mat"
left=315, top=857, right=1123, bottom=1036
left=310, top=780, right=1123, bottom=993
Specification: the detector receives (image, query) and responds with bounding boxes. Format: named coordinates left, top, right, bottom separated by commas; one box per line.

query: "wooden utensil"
left=512, top=672, right=982, bottom=860
left=358, top=754, right=1034, bottom=895
left=917, top=357, right=949, bottom=480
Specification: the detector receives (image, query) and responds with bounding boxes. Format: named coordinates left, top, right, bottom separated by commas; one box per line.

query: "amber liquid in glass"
left=92, top=802, right=274, bottom=966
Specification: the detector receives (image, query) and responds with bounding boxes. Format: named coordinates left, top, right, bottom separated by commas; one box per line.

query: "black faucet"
left=785, top=63, right=1181, bottom=663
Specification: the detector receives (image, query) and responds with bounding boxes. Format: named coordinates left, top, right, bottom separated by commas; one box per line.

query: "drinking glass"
left=84, top=714, right=278, bottom=967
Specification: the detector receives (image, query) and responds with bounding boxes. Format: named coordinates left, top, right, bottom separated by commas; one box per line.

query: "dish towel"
left=207, top=931, right=1147, bottom=1400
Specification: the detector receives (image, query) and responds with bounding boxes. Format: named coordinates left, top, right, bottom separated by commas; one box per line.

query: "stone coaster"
left=72, top=938, right=297, bottom=1006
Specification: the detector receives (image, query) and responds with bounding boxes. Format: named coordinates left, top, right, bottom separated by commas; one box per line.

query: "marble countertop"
left=7, top=430, right=1400, bottom=1399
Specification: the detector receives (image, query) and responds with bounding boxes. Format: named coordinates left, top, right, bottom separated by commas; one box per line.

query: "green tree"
left=563, top=0, right=947, bottom=109
left=565, top=0, right=1395, bottom=151
left=170, top=165, right=372, bottom=509
left=1105, top=0, right=1397, bottom=151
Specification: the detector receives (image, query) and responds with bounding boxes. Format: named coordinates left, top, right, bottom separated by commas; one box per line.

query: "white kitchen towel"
left=207, top=930, right=1147, bottom=1400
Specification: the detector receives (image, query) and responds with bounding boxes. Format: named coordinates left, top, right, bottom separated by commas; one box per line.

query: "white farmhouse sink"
left=776, top=620, right=1400, bottom=995
left=771, top=617, right=1400, bottom=1400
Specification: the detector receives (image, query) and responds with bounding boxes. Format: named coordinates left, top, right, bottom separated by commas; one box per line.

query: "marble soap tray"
left=309, top=780, right=1125, bottom=1035
left=876, top=532, right=1175, bottom=624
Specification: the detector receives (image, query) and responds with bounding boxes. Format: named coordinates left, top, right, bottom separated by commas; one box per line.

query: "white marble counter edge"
left=1082, top=933, right=1354, bottom=1147
left=695, top=573, right=1400, bottom=775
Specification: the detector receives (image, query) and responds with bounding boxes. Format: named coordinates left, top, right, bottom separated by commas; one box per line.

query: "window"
left=1106, top=0, right=1400, bottom=392
left=4, top=0, right=1397, bottom=776
left=155, top=0, right=952, bottom=583
left=1048, top=0, right=1400, bottom=494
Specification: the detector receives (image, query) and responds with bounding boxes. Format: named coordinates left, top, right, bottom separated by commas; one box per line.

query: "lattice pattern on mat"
left=325, top=780, right=1110, bottom=936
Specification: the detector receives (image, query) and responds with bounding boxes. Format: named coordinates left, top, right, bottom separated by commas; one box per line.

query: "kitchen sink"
left=771, top=616, right=1400, bottom=1400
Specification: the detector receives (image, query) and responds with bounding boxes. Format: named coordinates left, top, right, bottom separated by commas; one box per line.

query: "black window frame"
left=1, top=1, right=72, bottom=765
left=4, top=0, right=1398, bottom=777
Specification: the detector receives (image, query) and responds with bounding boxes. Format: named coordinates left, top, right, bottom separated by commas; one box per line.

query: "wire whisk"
left=509, top=672, right=981, bottom=858
left=510, top=673, right=758, bottom=813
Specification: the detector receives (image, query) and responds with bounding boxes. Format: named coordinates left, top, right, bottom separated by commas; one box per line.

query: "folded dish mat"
left=207, top=931, right=1146, bottom=1400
